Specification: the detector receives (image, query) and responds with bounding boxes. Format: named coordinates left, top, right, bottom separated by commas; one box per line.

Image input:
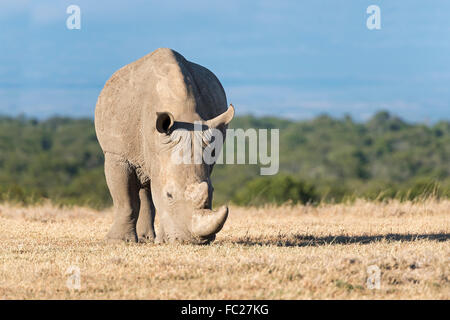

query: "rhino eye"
left=166, top=192, right=173, bottom=199
left=156, top=112, right=174, bottom=134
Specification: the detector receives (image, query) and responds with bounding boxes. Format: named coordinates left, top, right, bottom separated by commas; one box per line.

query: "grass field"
left=0, top=200, right=448, bottom=299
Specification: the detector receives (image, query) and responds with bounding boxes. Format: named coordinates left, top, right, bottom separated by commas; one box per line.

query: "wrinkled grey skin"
left=95, top=48, right=234, bottom=244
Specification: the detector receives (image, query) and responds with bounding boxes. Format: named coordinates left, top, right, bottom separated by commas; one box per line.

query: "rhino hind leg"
left=104, top=152, right=140, bottom=243
left=136, top=188, right=156, bottom=243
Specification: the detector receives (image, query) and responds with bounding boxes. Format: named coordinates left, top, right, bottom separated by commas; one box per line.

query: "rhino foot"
left=138, top=232, right=155, bottom=243
left=106, top=228, right=138, bottom=243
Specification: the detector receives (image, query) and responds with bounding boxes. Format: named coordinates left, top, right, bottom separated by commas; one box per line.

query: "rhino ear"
left=156, top=112, right=174, bottom=133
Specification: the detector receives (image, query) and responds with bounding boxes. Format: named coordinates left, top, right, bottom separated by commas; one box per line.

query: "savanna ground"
left=0, top=200, right=448, bottom=299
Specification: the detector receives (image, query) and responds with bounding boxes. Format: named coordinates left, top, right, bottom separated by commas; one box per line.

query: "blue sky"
left=1, top=0, right=449, bottom=122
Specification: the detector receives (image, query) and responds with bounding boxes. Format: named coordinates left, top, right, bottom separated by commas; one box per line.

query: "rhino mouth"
left=193, top=234, right=216, bottom=245
left=156, top=205, right=228, bottom=244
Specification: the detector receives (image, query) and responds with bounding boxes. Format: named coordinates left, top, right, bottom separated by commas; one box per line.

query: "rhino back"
left=185, top=61, right=227, bottom=122
left=95, top=48, right=228, bottom=166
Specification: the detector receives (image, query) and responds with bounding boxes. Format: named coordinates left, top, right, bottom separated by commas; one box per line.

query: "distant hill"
left=0, top=111, right=449, bottom=207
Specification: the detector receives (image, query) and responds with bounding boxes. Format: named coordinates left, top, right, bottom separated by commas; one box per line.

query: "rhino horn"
left=191, top=206, right=229, bottom=238
left=205, top=104, right=234, bottom=128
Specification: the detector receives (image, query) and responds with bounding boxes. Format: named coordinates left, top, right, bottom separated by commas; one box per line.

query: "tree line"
left=0, top=111, right=448, bottom=207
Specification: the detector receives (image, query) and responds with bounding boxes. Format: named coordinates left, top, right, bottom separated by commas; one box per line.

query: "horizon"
left=2, top=109, right=448, bottom=127
left=1, top=1, right=449, bottom=122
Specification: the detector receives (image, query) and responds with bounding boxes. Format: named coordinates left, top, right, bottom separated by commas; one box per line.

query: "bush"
left=232, top=175, right=319, bottom=206
left=396, top=179, right=443, bottom=201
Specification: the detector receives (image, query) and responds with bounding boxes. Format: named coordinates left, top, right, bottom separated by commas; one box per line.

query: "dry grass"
left=0, top=199, right=449, bottom=299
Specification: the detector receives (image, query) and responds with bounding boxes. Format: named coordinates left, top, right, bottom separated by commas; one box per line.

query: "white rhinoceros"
left=95, top=48, right=234, bottom=244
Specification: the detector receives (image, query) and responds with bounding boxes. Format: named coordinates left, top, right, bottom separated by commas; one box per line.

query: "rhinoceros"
left=95, top=48, right=234, bottom=244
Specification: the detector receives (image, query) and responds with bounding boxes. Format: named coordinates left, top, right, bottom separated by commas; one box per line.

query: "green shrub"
left=232, top=175, right=319, bottom=206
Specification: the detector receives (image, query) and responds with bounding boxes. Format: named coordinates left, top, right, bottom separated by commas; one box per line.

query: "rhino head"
left=148, top=105, right=234, bottom=244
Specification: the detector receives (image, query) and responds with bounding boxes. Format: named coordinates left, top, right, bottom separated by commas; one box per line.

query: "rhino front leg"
left=104, top=152, right=140, bottom=243
left=136, top=188, right=156, bottom=243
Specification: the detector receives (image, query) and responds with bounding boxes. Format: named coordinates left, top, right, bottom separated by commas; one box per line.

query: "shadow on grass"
left=232, top=233, right=450, bottom=247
